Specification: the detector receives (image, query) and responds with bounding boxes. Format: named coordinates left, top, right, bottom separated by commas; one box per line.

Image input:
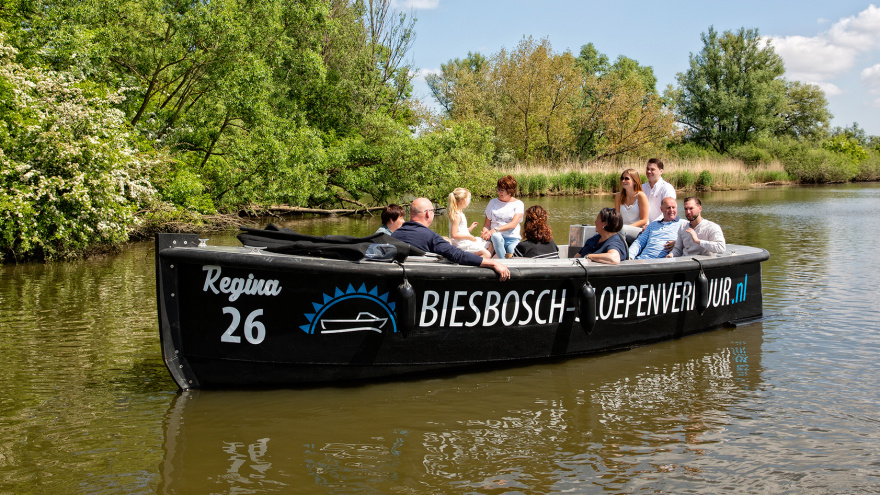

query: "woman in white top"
left=614, top=168, right=650, bottom=243
left=447, top=188, right=491, bottom=258
left=481, top=175, right=524, bottom=258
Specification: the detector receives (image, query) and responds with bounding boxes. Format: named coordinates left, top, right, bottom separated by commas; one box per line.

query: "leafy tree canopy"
left=670, top=26, right=788, bottom=153
left=429, top=37, right=673, bottom=163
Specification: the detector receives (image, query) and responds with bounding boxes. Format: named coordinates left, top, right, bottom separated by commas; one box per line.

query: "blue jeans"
left=490, top=232, right=519, bottom=258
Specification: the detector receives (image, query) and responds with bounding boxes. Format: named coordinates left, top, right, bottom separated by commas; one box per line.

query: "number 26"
left=220, top=307, right=266, bottom=344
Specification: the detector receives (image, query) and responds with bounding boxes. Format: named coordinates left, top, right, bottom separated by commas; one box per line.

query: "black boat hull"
left=156, top=234, right=767, bottom=389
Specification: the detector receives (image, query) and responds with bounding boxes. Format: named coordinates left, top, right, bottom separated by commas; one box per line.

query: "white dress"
left=619, top=197, right=641, bottom=226
left=619, top=194, right=644, bottom=243
left=450, top=212, right=490, bottom=253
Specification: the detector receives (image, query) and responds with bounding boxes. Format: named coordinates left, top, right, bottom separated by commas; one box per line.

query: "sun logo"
left=300, top=283, right=397, bottom=335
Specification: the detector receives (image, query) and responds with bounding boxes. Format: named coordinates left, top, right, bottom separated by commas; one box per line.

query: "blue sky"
left=396, top=1, right=880, bottom=136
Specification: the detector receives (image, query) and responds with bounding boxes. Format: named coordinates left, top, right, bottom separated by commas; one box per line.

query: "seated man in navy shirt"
left=393, top=198, right=510, bottom=281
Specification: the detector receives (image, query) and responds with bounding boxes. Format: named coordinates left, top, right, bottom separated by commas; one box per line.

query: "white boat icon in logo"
left=320, top=312, right=388, bottom=334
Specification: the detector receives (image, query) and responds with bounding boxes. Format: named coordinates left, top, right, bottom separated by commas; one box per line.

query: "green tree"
left=831, top=122, right=869, bottom=145
left=429, top=38, right=673, bottom=163
left=777, top=81, right=832, bottom=139
left=823, top=134, right=868, bottom=162
left=0, top=40, right=158, bottom=260
left=575, top=42, right=609, bottom=76
left=426, top=51, right=489, bottom=116
left=671, top=26, right=787, bottom=153
left=491, top=37, right=580, bottom=160
left=578, top=44, right=657, bottom=94
left=573, top=43, right=671, bottom=160
left=14, top=0, right=432, bottom=211
left=573, top=70, right=673, bottom=161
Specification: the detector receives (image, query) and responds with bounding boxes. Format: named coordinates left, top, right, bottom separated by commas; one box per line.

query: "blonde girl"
left=448, top=188, right=492, bottom=258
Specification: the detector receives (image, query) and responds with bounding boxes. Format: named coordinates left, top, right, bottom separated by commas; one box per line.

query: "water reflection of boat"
left=158, top=323, right=764, bottom=493
left=320, top=312, right=387, bottom=334
left=155, top=229, right=769, bottom=389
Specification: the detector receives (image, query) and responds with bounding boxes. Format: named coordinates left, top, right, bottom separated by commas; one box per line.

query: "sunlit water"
left=1, top=184, right=879, bottom=493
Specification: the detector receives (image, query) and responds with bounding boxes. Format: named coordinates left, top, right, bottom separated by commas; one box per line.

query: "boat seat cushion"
left=238, top=224, right=426, bottom=262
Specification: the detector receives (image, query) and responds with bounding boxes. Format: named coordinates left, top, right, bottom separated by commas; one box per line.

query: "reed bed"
left=501, top=158, right=791, bottom=197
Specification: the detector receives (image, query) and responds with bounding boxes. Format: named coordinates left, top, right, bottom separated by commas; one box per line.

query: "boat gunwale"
left=158, top=243, right=769, bottom=280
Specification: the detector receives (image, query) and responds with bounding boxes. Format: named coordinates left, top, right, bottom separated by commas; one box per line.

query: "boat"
left=320, top=312, right=388, bottom=334
left=155, top=227, right=769, bottom=389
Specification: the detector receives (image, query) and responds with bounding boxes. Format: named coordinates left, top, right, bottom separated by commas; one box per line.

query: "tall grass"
left=500, top=158, right=792, bottom=197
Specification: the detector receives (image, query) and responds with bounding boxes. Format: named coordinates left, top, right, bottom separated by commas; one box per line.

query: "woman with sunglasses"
left=614, top=168, right=650, bottom=243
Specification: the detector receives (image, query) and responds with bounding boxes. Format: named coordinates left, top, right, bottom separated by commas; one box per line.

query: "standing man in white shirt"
left=641, top=158, right=676, bottom=222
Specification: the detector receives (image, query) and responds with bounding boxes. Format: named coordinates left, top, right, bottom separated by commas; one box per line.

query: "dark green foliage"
left=671, top=27, right=788, bottom=153
left=697, top=170, right=714, bottom=190
left=602, top=172, right=619, bottom=193
left=781, top=144, right=859, bottom=183
left=823, top=135, right=868, bottom=162
left=666, top=142, right=723, bottom=161
left=855, top=152, right=880, bottom=181
left=750, top=170, right=791, bottom=183
left=729, top=144, right=774, bottom=165
left=668, top=171, right=697, bottom=189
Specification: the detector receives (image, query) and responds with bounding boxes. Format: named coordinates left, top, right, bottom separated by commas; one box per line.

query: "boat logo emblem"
left=300, top=284, right=397, bottom=334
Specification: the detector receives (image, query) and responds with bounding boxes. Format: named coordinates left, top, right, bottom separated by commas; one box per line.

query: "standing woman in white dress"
left=447, top=188, right=492, bottom=258
left=615, top=168, right=650, bottom=243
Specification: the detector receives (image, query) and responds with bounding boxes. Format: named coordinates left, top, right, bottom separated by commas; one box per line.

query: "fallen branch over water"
left=131, top=210, right=255, bottom=239
left=264, top=205, right=388, bottom=217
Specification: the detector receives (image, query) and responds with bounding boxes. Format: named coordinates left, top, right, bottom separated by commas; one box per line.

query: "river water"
left=1, top=184, right=879, bottom=494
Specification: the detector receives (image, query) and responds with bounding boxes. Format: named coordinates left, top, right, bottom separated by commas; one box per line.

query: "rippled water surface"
left=1, top=184, right=879, bottom=494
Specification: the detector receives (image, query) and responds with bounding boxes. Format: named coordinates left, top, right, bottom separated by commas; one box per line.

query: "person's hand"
left=686, top=228, right=700, bottom=243
left=664, top=239, right=676, bottom=250
left=481, top=228, right=494, bottom=241
left=492, top=260, right=510, bottom=281
left=469, top=221, right=478, bottom=231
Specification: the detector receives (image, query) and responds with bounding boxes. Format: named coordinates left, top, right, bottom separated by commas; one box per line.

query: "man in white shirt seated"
left=667, top=197, right=726, bottom=257
left=642, top=158, right=676, bottom=222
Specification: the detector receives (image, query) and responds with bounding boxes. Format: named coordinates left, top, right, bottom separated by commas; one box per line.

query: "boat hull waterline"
left=155, top=234, right=768, bottom=389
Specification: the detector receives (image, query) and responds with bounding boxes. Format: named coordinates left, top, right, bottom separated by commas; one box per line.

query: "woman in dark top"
left=574, top=208, right=627, bottom=264
left=513, top=205, right=559, bottom=259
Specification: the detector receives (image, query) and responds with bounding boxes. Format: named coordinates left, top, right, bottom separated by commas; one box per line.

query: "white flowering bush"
left=0, top=40, right=157, bottom=261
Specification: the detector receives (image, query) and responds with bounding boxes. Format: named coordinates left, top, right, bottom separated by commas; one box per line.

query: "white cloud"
left=813, top=81, right=844, bottom=96
left=768, top=5, right=880, bottom=92
left=827, top=4, right=880, bottom=50
left=411, top=67, right=440, bottom=83
left=392, top=0, right=439, bottom=9
left=770, top=35, right=856, bottom=81
left=861, top=64, right=880, bottom=90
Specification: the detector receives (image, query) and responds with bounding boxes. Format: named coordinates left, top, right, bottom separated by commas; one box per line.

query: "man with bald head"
left=393, top=198, right=511, bottom=281
left=627, top=197, right=686, bottom=260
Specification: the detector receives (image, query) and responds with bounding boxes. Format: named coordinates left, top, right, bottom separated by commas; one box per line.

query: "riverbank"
left=130, top=158, right=792, bottom=237
left=502, top=158, right=792, bottom=197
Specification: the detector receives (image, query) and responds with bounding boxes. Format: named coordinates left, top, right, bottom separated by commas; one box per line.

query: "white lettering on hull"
left=420, top=289, right=567, bottom=328
left=202, top=265, right=282, bottom=302
left=598, top=277, right=736, bottom=320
